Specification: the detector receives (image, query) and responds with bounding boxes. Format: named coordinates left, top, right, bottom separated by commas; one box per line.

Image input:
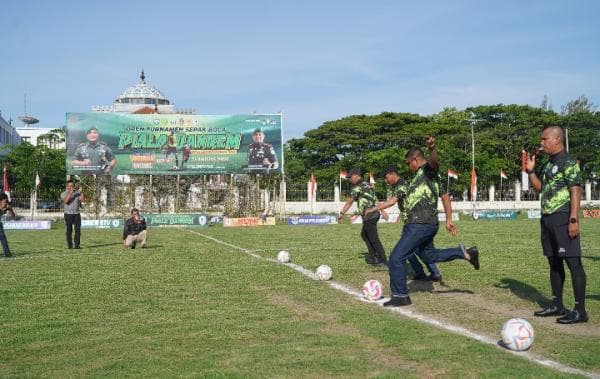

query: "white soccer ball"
left=362, top=279, right=384, bottom=301
left=501, top=318, right=534, bottom=351
left=277, top=250, right=290, bottom=263
left=315, top=265, right=333, bottom=281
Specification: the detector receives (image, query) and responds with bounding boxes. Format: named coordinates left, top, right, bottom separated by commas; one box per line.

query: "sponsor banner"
left=4, top=220, right=52, bottom=230
left=223, top=217, right=276, bottom=227
left=208, top=215, right=224, bottom=225
left=82, top=219, right=123, bottom=229
left=473, top=211, right=518, bottom=220
left=349, top=214, right=400, bottom=224
left=66, top=113, right=283, bottom=175
left=527, top=209, right=542, bottom=219
left=438, top=212, right=460, bottom=222
left=145, top=214, right=208, bottom=227
left=287, top=215, right=337, bottom=225
left=583, top=209, right=600, bottom=218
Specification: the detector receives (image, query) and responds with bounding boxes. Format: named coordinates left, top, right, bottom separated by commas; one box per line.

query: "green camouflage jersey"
left=403, top=163, right=444, bottom=224
left=387, top=178, right=408, bottom=222
left=540, top=151, right=581, bottom=215
left=351, top=181, right=378, bottom=218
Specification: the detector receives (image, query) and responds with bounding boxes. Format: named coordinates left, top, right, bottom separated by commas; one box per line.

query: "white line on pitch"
left=184, top=228, right=599, bottom=379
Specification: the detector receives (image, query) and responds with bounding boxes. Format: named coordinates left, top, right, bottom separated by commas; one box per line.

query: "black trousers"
left=361, top=213, right=386, bottom=260
left=64, top=213, right=81, bottom=248
left=0, top=223, right=11, bottom=256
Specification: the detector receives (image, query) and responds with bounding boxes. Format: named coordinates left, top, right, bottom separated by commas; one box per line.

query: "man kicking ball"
left=377, top=137, right=480, bottom=306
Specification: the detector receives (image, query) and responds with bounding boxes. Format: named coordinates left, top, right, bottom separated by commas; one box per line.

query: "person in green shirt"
left=338, top=168, right=387, bottom=266
left=380, top=137, right=479, bottom=307
left=526, top=125, right=587, bottom=324
left=367, top=165, right=442, bottom=281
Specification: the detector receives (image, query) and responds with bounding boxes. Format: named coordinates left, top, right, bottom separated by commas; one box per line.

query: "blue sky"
left=1, top=0, right=599, bottom=141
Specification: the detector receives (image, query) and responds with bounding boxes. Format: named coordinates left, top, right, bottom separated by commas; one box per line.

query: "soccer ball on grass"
left=315, top=265, right=333, bottom=281
left=501, top=318, right=534, bottom=351
left=362, top=279, right=383, bottom=301
left=277, top=250, right=290, bottom=263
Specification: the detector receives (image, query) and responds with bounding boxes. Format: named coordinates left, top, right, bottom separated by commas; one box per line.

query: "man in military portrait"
left=247, top=128, right=278, bottom=174
left=71, top=127, right=117, bottom=175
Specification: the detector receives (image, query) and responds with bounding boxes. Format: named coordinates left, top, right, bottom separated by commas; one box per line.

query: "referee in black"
left=526, top=125, right=587, bottom=324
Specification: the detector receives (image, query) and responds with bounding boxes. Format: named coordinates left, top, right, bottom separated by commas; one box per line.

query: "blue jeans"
left=407, top=252, right=441, bottom=278
left=389, top=223, right=464, bottom=297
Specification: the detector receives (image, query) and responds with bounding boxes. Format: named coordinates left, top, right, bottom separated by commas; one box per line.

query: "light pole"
left=466, top=114, right=483, bottom=212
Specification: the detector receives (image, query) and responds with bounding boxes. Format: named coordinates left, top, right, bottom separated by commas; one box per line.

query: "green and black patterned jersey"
left=351, top=181, right=378, bottom=217
left=387, top=178, right=408, bottom=223
left=540, top=151, right=581, bottom=215
left=403, top=163, right=444, bottom=224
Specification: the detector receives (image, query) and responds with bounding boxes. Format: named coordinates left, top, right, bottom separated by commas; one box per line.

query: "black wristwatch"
left=569, top=217, right=578, bottom=224
left=526, top=169, right=535, bottom=174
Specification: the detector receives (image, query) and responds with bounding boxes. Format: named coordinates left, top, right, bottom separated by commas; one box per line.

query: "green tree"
left=1, top=142, right=66, bottom=200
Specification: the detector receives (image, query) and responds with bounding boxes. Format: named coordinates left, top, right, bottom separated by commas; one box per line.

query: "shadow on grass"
left=583, top=255, right=600, bottom=262
left=495, top=277, right=550, bottom=307
left=586, top=294, right=600, bottom=301
left=84, top=242, right=125, bottom=248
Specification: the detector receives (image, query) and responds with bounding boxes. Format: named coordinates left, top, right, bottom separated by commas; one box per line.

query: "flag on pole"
left=470, top=168, right=477, bottom=201
left=500, top=169, right=508, bottom=180
left=448, top=169, right=459, bottom=179
left=2, top=166, right=10, bottom=202
left=35, top=172, right=41, bottom=187
left=339, top=170, right=348, bottom=180
left=310, top=173, right=316, bottom=201
left=521, top=147, right=529, bottom=191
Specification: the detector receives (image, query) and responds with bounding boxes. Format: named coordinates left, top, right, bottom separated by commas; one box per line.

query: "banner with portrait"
left=65, top=112, right=283, bottom=175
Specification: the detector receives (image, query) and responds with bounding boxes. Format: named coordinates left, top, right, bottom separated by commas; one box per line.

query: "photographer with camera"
left=61, top=180, right=85, bottom=249
left=123, top=208, right=147, bottom=249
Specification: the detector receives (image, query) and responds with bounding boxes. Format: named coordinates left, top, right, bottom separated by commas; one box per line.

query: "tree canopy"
left=284, top=101, right=600, bottom=196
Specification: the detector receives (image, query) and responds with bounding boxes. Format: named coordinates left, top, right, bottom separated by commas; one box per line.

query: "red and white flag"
left=448, top=169, right=459, bottom=180
left=470, top=168, right=477, bottom=201
left=521, top=147, right=529, bottom=191
left=2, top=166, right=10, bottom=202
left=339, top=170, right=348, bottom=180
left=500, top=170, right=508, bottom=180
left=310, top=173, right=316, bottom=200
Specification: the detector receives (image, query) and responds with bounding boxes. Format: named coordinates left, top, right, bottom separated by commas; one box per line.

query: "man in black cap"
left=72, top=127, right=117, bottom=175
left=247, top=128, right=278, bottom=174
left=366, top=165, right=442, bottom=281
left=337, top=168, right=387, bottom=266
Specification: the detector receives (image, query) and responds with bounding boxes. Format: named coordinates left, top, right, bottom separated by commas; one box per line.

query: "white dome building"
left=92, top=70, right=181, bottom=114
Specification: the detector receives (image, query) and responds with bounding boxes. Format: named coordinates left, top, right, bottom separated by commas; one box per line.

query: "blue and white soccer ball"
left=277, top=250, right=290, bottom=263
left=501, top=318, right=534, bottom=351
left=315, top=265, right=333, bottom=281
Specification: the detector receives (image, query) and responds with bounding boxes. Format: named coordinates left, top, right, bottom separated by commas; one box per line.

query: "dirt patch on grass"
left=266, top=290, right=445, bottom=376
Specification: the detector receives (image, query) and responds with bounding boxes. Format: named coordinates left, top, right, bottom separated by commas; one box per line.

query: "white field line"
left=184, top=228, right=599, bottom=379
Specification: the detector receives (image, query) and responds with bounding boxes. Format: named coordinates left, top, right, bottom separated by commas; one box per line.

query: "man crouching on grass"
left=123, top=208, right=147, bottom=249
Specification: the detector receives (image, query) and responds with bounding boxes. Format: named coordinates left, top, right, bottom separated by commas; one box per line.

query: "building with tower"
left=92, top=70, right=194, bottom=115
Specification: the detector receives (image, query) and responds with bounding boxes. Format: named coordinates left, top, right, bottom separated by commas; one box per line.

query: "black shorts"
left=540, top=213, right=581, bottom=257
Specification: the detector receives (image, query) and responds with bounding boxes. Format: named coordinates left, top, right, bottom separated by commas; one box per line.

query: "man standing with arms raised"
left=527, top=125, right=588, bottom=324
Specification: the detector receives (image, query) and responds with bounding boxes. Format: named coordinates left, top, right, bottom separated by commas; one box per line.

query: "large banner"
left=66, top=113, right=283, bottom=175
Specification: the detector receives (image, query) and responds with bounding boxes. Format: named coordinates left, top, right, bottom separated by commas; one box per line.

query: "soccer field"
left=1, top=218, right=599, bottom=377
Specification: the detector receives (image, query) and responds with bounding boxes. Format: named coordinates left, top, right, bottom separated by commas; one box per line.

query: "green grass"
left=1, top=218, right=599, bottom=377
